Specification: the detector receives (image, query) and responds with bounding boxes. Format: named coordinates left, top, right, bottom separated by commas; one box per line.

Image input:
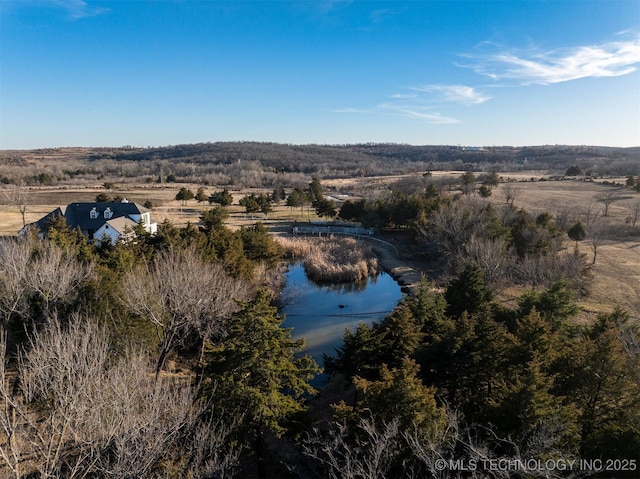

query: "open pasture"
left=1, top=174, right=638, bottom=319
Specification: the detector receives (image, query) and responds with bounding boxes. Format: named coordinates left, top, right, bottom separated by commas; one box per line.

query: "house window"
left=104, top=208, right=113, bottom=219
left=90, top=208, right=98, bottom=219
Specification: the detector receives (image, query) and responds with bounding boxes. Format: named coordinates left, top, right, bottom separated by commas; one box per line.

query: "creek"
left=280, top=263, right=403, bottom=385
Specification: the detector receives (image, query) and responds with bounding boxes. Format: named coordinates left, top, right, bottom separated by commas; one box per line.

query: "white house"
left=24, top=199, right=157, bottom=244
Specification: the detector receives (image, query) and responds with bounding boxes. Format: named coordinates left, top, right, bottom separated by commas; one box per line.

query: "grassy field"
left=1, top=175, right=638, bottom=320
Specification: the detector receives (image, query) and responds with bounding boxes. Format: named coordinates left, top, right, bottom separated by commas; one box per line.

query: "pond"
left=280, top=263, right=403, bottom=384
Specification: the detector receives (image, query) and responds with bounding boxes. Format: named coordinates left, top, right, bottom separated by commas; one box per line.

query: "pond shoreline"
left=371, top=245, right=423, bottom=294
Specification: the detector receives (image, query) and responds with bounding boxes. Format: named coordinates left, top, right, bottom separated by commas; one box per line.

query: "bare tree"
left=457, top=236, right=514, bottom=293
left=580, top=200, right=601, bottom=231
left=303, top=416, right=401, bottom=479
left=0, top=315, right=240, bottom=479
left=23, top=243, right=94, bottom=320
left=0, top=316, right=111, bottom=478
left=0, top=238, right=32, bottom=324
left=120, top=247, right=253, bottom=379
left=626, top=199, right=640, bottom=229
left=586, top=219, right=609, bottom=265
left=503, top=183, right=520, bottom=206
left=416, top=202, right=483, bottom=260
left=594, top=190, right=621, bottom=217
left=2, top=183, right=30, bottom=229
left=405, top=408, right=583, bottom=479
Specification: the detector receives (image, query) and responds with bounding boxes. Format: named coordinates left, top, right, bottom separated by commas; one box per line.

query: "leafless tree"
left=23, top=243, right=94, bottom=320
left=554, top=205, right=578, bottom=233
left=405, top=408, right=584, bottom=479
left=0, top=315, right=240, bottom=479
left=626, top=199, right=640, bottom=229
left=416, top=202, right=483, bottom=260
left=120, top=247, right=253, bottom=379
left=0, top=239, right=93, bottom=326
left=580, top=201, right=601, bottom=230
left=457, top=236, right=514, bottom=293
left=503, top=183, right=520, bottom=206
left=0, top=238, right=32, bottom=324
left=1, top=183, right=30, bottom=229
left=303, top=416, right=401, bottom=479
left=586, top=219, right=609, bottom=265
left=594, top=190, right=622, bottom=217
left=0, top=315, right=111, bottom=478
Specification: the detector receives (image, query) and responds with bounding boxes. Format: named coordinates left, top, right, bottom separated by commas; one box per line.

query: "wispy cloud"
left=49, top=0, right=109, bottom=19
left=369, top=7, right=406, bottom=24
left=464, top=33, right=640, bottom=85
left=412, top=84, right=491, bottom=105
left=335, top=82, right=489, bottom=124
left=378, top=102, right=459, bottom=124
left=334, top=96, right=459, bottom=124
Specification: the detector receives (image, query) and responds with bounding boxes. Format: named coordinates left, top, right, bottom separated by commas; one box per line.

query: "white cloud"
left=333, top=107, right=375, bottom=114
left=335, top=83, right=486, bottom=124
left=466, top=33, right=640, bottom=85
left=369, top=8, right=405, bottom=24
left=390, top=93, right=419, bottom=99
left=378, top=103, right=460, bottom=123
left=50, top=0, right=108, bottom=19
left=334, top=101, right=459, bottom=124
left=413, top=84, right=491, bottom=105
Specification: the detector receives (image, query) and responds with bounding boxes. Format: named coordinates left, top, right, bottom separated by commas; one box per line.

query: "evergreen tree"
left=199, top=206, right=229, bottom=232
left=444, top=264, right=493, bottom=318
left=272, top=184, right=286, bottom=204
left=239, top=194, right=260, bottom=215
left=568, top=220, right=586, bottom=246
left=373, top=303, right=424, bottom=370
left=308, top=177, right=323, bottom=203
left=350, top=358, right=445, bottom=436
left=256, top=193, right=273, bottom=218
left=208, top=188, right=234, bottom=206
left=285, top=189, right=303, bottom=216
left=199, top=290, right=319, bottom=478
left=338, top=198, right=367, bottom=222
left=461, top=171, right=476, bottom=195
left=566, top=309, right=640, bottom=459
left=314, top=197, right=337, bottom=219
left=194, top=186, right=208, bottom=203
left=518, top=280, right=578, bottom=330
left=404, top=277, right=449, bottom=336
left=324, top=322, right=378, bottom=380
left=238, top=222, right=282, bottom=267
left=175, top=187, right=194, bottom=206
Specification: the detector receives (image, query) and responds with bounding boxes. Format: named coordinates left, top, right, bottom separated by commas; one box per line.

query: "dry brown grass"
left=1, top=176, right=638, bottom=320
left=487, top=179, right=640, bottom=319
left=0, top=183, right=321, bottom=235
left=276, top=236, right=379, bottom=283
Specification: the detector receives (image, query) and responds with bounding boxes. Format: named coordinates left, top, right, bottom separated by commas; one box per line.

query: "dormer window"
left=104, top=208, right=113, bottom=219
left=90, top=208, right=98, bottom=219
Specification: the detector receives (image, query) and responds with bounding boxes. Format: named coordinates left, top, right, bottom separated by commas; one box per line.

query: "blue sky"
left=1, top=0, right=639, bottom=149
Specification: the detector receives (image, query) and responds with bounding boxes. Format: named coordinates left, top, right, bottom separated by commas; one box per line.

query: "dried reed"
left=275, top=236, right=378, bottom=283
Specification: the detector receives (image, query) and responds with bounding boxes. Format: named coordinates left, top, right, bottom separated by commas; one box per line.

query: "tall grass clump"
left=276, top=236, right=379, bottom=283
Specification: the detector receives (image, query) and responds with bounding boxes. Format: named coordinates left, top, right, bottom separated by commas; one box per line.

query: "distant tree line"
left=1, top=142, right=638, bottom=188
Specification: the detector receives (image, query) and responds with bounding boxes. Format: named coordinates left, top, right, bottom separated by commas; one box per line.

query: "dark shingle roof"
left=27, top=202, right=149, bottom=235
left=62, top=202, right=147, bottom=233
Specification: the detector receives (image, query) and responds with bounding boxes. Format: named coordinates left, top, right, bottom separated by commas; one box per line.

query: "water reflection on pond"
left=280, top=263, right=403, bottom=373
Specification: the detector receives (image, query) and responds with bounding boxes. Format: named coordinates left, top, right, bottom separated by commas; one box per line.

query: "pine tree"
left=374, top=303, right=424, bottom=369
left=199, top=290, right=320, bottom=478
left=566, top=309, right=640, bottom=458
left=518, top=280, right=578, bottom=330
left=351, top=358, right=445, bottom=436
left=444, top=264, right=493, bottom=318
